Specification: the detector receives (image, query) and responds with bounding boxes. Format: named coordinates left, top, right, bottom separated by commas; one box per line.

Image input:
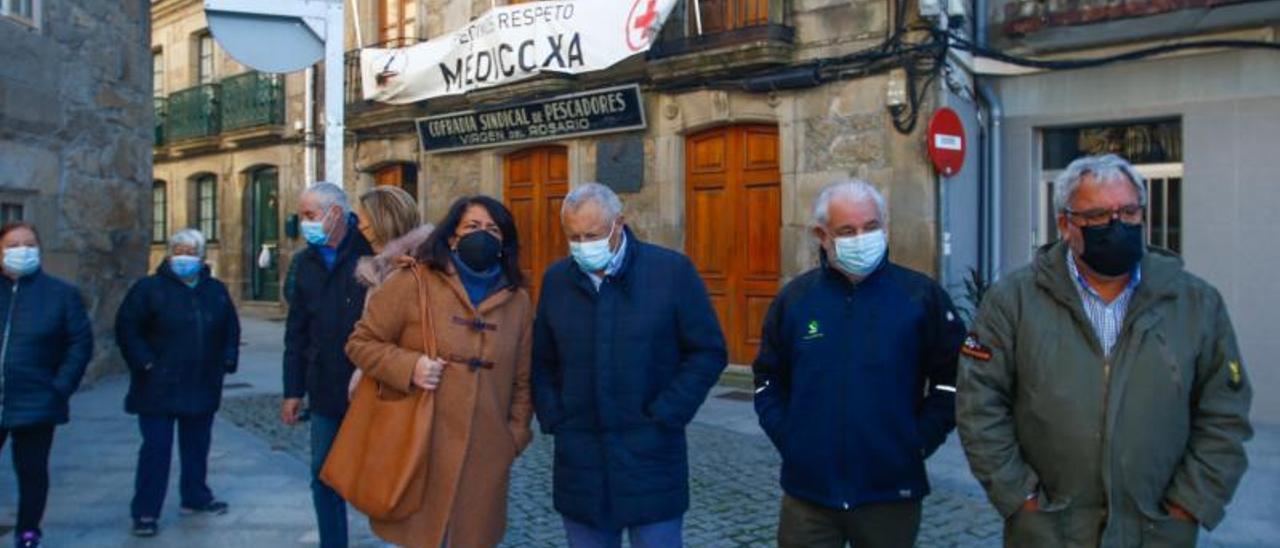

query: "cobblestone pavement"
left=222, top=394, right=1003, bottom=547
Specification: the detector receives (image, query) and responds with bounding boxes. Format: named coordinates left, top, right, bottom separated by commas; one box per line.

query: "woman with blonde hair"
left=355, top=185, right=423, bottom=256
left=350, top=185, right=434, bottom=396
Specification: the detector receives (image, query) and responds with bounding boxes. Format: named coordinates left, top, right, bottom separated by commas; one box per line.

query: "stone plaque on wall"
left=595, top=134, right=644, bottom=193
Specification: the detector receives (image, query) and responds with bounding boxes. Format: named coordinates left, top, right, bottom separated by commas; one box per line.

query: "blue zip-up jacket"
left=0, top=269, right=93, bottom=428
left=116, top=261, right=240, bottom=416
left=752, top=256, right=965, bottom=510
left=532, top=228, right=728, bottom=529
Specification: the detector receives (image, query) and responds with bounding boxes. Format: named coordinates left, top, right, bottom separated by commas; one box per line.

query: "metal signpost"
left=204, top=0, right=345, bottom=186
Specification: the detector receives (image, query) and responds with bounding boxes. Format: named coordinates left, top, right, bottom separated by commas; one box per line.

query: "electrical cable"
left=646, top=11, right=1279, bottom=134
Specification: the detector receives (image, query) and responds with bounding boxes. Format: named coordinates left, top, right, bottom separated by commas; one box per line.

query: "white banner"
left=360, top=0, right=679, bottom=104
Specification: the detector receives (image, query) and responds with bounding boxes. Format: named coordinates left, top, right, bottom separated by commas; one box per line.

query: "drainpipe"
left=975, top=0, right=1003, bottom=281
left=304, top=66, right=316, bottom=186
left=977, top=81, right=1002, bottom=281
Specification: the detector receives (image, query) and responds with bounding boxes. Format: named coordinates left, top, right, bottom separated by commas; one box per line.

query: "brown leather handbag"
left=320, top=264, right=437, bottom=521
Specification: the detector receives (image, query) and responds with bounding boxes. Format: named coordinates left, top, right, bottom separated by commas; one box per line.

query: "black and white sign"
left=416, top=84, right=646, bottom=153
left=361, top=0, right=677, bottom=103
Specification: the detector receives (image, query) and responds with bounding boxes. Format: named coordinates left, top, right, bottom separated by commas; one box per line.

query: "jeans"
left=0, top=425, right=55, bottom=534
left=310, top=413, right=348, bottom=548
left=562, top=516, right=683, bottom=548
left=131, top=414, right=215, bottom=520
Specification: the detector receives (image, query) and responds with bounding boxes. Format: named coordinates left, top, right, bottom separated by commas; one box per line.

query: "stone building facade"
left=343, top=0, right=947, bottom=364
left=0, top=1, right=153, bottom=379
left=150, top=0, right=311, bottom=314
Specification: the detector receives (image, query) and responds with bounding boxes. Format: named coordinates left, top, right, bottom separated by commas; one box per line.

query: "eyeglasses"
left=1064, top=204, right=1144, bottom=227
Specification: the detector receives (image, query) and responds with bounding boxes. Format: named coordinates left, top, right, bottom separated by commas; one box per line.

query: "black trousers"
left=778, top=494, right=923, bottom=548
left=132, top=414, right=216, bottom=520
left=0, top=424, right=56, bottom=534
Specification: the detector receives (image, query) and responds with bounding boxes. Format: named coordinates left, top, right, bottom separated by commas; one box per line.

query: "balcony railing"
left=165, top=84, right=221, bottom=142
left=345, top=38, right=425, bottom=115
left=220, top=71, right=284, bottom=132
left=651, top=0, right=793, bottom=58
left=154, top=97, right=168, bottom=147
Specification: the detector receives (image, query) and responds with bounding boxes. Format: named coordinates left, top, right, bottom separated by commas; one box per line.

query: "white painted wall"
left=994, top=49, right=1280, bottom=424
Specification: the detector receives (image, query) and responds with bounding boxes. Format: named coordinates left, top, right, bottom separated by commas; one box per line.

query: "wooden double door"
left=504, top=146, right=569, bottom=301
left=686, top=125, right=781, bottom=364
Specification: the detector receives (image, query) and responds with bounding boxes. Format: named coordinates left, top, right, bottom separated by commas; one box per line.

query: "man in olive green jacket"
left=957, top=154, right=1252, bottom=547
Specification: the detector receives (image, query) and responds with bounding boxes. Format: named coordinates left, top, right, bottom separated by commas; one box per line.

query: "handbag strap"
left=408, top=264, right=438, bottom=358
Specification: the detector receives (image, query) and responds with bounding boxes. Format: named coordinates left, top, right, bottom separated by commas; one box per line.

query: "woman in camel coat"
left=345, top=195, right=533, bottom=548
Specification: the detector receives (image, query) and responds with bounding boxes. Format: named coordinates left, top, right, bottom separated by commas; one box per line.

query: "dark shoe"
left=180, top=499, right=229, bottom=516
left=132, top=519, right=158, bottom=538
left=15, top=530, right=40, bottom=548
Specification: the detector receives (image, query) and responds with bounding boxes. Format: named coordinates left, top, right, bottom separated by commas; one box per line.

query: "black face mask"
left=1079, top=219, right=1144, bottom=277
left=454, top=231, right=502, bottom=273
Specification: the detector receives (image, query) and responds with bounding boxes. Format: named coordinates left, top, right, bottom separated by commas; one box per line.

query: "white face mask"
left=832, top=229, right=887, bottom=277
left=3, top=246, right=40, bottom=278
left=569, top=221, right=618, bottom=273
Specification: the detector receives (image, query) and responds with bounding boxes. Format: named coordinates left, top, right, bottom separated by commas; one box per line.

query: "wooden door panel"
left=688, top=131, right=727, bottom=174
left=506, top=151, right=535, bottom=188
left=374, top=165, right=401, bottom=186
left=743, top=127, right=779, bottom=170
left=703, top=276, right=732, bottom=349
left=543, top=195, right=568, bottom=268
left=504, top=145, right=567, bottom=302
left=546, top=150, right=568, bottom=183
left=743, top=183, right=780, bottom=279
left=687, top=188, right=732, bottom=278
left=686, top=124, right=780, bottom=364
left=508, top=197, right=534, bottom=271
left=742, top=289, right=773, bottom=348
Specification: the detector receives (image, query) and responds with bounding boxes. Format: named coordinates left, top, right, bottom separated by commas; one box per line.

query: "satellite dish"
left=205, top=1, right=327, bottom=74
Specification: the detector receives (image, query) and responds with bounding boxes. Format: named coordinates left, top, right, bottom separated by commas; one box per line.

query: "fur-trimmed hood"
left=355, top=224, right=435, bottom=289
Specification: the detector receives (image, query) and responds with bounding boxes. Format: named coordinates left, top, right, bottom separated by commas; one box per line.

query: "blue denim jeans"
left=562, top=516, right=683, bottom=548
left=310, top=413, right=348, bottom=548
left=131, top=414, right=214, bottom=520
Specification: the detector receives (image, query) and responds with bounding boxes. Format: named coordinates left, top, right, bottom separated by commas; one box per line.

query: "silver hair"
left=561, top=182, right=623, bottom=222
left=168, top=228, right=206, bottom=257
left=301, top=181, right=351, bottom=214
left=1053, top=154, right=1147, bottom=213
left=812, top=179, right=889, bottom=227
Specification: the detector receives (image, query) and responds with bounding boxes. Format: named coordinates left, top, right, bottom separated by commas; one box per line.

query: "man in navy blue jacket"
left=753, top=180, right=965, bottom=548
left=280, top=182, right=372, bottom=548
left=533, top=182, right=727, bottom=548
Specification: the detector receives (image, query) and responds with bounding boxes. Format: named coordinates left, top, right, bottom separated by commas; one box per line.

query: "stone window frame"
left=0, top=0, right=40, bottom=30
left=152, top=181, right=168, bottom=244
left=194, top=30, right=216, bottom=86
left=0, top=189, right=34, bottom=227
left=0, top=202, right=24, bottom=224
left=152, top=47, right=165, bottom=98
left=190, top=173, right=219, bottom=243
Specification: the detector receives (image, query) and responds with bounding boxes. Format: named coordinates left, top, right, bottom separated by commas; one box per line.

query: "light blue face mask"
left=170, top=255, right=203, bottom=280
left=569, top=221, right=618, bottom=273
left=833, top=229, right=887, bottom=277
left=300, top=209, right=333, bottom=246
left=2, top=246, right=40, bottom=278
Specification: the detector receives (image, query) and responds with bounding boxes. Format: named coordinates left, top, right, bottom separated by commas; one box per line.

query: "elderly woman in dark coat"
left=0, top=221, right=93, bottom=548
left=115, top=228, right=240, bottom=538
